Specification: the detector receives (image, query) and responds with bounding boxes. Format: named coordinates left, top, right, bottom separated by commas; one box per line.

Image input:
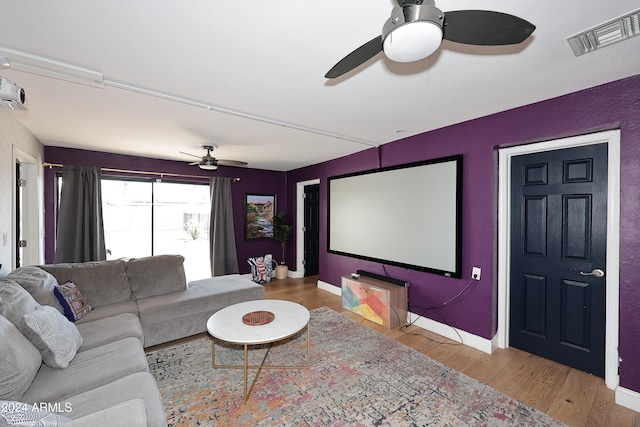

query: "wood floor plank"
left=462, top=347, right=519, bottom=385
left=547, top=369, right=600, bottom=426
left=486, top=348, right=545, bottom=397
left=515, top=357, right=571, bottom=412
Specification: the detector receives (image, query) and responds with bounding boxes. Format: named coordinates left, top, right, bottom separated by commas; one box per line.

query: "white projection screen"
left=328, top=155, right=462, bottom=278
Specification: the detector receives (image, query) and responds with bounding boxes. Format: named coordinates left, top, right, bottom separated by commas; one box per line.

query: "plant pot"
left=275, top=265, right=288, bottom=280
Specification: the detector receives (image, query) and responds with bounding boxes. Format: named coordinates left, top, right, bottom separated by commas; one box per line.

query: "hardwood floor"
left=265, top=276, right=639, bottom=427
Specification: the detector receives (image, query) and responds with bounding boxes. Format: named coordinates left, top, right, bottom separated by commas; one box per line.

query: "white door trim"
left=497, top=129, right=620, bottom=390
left=295, top=178, right=320, bottom=278
left=12, top=146, right=44, bottom=269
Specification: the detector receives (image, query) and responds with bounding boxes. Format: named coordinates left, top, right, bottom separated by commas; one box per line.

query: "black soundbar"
left=355, top=270, right=409, bottom=288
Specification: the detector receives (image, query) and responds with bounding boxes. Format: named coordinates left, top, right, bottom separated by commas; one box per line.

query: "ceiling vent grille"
left=567, top=9, right=640, bottom=56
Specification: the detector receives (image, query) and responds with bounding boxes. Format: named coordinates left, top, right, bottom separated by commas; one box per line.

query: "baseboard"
left=316, top=279, right=493, bottom=354
left=318, top=280, right=340, bottom=296
left=288, top=269, right=303, bottom=279
left=616, top=386, right=640, bottom=412
left=407, top=313, right=494, bottom=354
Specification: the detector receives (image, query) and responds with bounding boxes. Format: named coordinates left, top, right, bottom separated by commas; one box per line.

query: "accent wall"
left=286, top=74, right=640, bottom=394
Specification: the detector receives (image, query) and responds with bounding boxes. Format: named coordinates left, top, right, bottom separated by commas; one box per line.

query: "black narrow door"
left=15, top=162, right=23, bottom=268
left=303, top=184, right=320, bottom=276
left=510, top=144, right=607, bottom=377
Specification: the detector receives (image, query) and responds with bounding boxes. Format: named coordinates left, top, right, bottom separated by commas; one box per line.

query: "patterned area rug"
left=146, top=307, right=565, bottom=426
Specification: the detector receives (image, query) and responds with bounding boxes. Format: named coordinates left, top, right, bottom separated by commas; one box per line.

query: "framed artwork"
left=245, top=193, right=276, bottom=240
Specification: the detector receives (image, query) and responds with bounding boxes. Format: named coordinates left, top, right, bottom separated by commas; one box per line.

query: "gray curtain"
left=209, top=177, right=239, bottom=276
left=54, top=165, right=107, bottom=263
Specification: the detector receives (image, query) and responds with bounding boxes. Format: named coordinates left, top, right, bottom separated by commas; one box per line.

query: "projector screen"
left=328, top=155, right=462, bottom=278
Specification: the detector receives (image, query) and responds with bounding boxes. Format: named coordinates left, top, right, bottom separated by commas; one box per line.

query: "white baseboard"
left=407, top=312, right=494, bottom=354
left=288, top=269, right=303, bottom=279
left=318, top=280, right=340, bottom=295
left=616, top=386, right=640, bottom=412
left=316, top=279, right=493, bottom=354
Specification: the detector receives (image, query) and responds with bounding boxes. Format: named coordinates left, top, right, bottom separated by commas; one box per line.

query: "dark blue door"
left=510, top=144, right=607, bottom=377
left=303, top=184, right=320, bottom=276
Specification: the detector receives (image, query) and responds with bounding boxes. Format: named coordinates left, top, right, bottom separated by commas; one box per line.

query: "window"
left=56, top=175, right=211, bottom=282
left=101, top=179, right=211, bottom=282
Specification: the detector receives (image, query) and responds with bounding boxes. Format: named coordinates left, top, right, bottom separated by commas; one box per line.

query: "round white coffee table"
left=206, top=299, right=310, bottom=401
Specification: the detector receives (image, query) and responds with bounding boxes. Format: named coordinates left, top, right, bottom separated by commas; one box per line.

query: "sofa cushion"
left=74, top=301, right=139, bottom=324
left=22, top=337, right=150, bottom=403
left=62, top=373, right=166, bottom=427
left=5, top=266, right=64, bottom=313
left=0, top=279, right=41, bottom=324
left=0, top=400, right=71, bottom=426
left=40, top=260, right=131, bottom=308
left=0, top=316, right=42, bottom=401
left=127, top=254, right=187, bottom=299
left=137, top=274, right=265, bottom=327
left=54, top=281, right=92, bottom=322
left=76, top=313, right=144, bottom=351
left=17, top=306, right=83, bottom=369
left=63, top=399, right=147, bottom=427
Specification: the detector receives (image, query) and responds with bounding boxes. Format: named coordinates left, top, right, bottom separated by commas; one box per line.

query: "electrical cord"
left=400, top=278, right=478, bottom=345
left=369, top=267, right=478, bottom=345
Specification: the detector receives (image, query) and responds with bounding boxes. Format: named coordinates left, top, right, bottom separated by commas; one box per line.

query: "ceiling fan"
left=180, top=144, right=248, bottom=171
left=325, top=0, right=536, bottom=79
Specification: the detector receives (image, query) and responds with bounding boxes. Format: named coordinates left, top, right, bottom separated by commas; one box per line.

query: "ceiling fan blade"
left=325, top=36, right=383, bottom=79
left=180, top=151, right=202, bottom=159
left=443, top=10, right=535, bottom=46
left=188, top=161, right=200, bottom=165
left=217, top=159, right=248, bottom=167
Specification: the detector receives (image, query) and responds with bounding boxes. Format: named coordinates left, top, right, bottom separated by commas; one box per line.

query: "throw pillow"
left=53, top=281, right=92, bottom=322
left=17, top=306, right=83, bottom=369
left=0, top=316, right=42, bottom=401
left=0, top=400, right=70, bottom=426
left=0, top=279, right=41, bottom=325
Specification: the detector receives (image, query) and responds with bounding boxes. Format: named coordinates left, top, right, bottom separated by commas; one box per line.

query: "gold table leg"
left=210, top=323, right=311, bottom=401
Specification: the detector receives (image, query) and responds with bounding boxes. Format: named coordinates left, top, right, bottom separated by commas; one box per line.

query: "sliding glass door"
left=101, top=179, right=210, bottom=281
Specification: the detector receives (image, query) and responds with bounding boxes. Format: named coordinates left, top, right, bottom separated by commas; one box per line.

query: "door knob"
left=579, top=268, right=605, bottom=278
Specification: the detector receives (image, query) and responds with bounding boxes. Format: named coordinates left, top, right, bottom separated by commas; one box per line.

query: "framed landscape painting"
left=245, top=194, right=276, bottom=241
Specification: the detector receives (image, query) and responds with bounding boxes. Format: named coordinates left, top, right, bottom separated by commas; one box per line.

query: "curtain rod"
left=42, top=162, right=240, bottom=182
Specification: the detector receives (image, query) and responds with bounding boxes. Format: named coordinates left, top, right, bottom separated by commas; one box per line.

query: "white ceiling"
left=0, top=0, right=638, bottom=171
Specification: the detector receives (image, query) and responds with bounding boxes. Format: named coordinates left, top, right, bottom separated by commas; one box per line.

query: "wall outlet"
left=472, top=267, right=481, bottom=280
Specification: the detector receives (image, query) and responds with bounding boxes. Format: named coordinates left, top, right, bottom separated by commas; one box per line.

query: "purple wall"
left=43, top=147, right=286, bottom=274
left=287, top=74, right=640, bottom=392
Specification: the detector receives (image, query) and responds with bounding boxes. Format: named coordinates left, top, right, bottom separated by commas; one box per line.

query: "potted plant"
left=272, top=212, right=293, bottom=279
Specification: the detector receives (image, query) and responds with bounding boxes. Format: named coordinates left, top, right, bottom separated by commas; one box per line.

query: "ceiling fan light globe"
left=198, top=163, right=218, bottom=171
left=383, top=21, right=443, bottom=63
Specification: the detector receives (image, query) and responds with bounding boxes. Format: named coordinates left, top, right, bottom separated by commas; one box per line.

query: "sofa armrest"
left=65, top=399, right=148, bottom=427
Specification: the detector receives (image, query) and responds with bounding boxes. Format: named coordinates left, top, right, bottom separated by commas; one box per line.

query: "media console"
left=341, top=274, right=408, bottom=329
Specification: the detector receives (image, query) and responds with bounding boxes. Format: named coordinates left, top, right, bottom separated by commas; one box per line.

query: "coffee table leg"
left=211, top=337, right=215, bottom=369
left=243, top=344, right=248, bottom=401
left=244, top=344, right=272, bottom=401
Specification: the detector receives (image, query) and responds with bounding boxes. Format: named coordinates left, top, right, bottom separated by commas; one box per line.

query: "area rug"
left=146, top=307, right=565, bottom=426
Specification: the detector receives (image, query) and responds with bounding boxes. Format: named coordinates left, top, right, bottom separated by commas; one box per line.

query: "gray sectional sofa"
left=0, top=255, right=265, bottom=426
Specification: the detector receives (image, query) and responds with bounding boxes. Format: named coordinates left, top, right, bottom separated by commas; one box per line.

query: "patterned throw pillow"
left=0, top=400, right=70, bottom=426
left=247, top=254, right=276, bottom=284
left=17, top=306, right=83, bottom=369
left=53, top=281, right=92, bottom=322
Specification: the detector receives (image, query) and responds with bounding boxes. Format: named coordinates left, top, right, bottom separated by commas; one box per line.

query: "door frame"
left=496, top=129, right=620, bottom=390
left=295, top=178, right=320, bottom=278
left=12, top=146, right=43, bottom=269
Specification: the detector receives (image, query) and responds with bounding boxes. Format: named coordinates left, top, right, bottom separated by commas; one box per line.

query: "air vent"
left=567, top=9, right=640, bottom=56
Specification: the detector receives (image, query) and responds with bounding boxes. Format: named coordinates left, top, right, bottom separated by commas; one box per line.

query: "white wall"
left=0, top=110, right=42, bottom=276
